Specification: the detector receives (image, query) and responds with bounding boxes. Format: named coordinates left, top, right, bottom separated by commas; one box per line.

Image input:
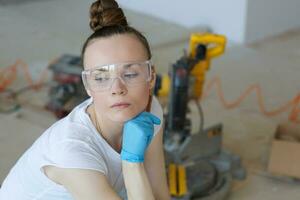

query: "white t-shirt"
left=0, top=96, right=163, bottom=200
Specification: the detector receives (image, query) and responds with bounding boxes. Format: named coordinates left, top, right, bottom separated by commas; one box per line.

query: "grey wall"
left=245, top=0, right=300, bottom=43
left=119, top=0, right=248, bottom=44
left=119, top=0, right=300, bottom=44
left=0, top=0, right=50, bottom=5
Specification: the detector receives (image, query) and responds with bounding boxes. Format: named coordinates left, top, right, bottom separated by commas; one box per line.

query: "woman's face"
left=83, top=34, right=154, bottom=123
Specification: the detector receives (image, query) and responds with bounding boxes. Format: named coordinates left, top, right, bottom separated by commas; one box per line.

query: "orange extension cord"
left=201, top=77, right=300, bottom=124
left=0, top=59, right=50, bottom=92
left=0, top=59, right=299, bottom=124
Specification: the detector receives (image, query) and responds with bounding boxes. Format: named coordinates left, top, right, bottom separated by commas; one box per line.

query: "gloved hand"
left=121, top=112, right=161, bottom=162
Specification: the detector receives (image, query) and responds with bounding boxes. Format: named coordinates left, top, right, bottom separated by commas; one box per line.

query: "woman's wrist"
left=122, top=160, right=155, bottom=200
left=122, top=160, right=144, bottom=170
left=122, top=160, right=143, bottom=165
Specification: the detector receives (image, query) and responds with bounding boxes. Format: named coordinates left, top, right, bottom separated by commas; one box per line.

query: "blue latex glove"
left=121, top=112, right=161, bottom=162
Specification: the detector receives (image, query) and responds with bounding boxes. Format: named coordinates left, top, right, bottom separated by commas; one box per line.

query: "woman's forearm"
left=122, top=161, right=155, bottom=200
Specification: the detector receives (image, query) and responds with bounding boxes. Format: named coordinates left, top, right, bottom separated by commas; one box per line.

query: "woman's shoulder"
left=150, top=96, right=164, bottom=135
left=45, top=119, right=92, bottom=144
left=150, top=96, right=163, bottom=116
left=43, top=98, right=94, bottom=141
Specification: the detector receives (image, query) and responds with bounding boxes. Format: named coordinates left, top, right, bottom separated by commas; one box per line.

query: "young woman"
left=0, top=0, right=170, bottom=199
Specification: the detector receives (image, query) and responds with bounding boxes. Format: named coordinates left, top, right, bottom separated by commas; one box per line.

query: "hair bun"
left=89, top=0, right=128, bottom=32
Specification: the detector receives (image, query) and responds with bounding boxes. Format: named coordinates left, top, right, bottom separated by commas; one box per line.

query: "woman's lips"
left=111, top=103, right=131, bottom=108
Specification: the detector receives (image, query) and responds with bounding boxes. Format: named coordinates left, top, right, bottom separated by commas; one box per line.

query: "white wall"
left=119, top=0, right=248, bottom=44
left=119, top=0, right=300, bottom=44
left=245, top=0, right=300, bottom=43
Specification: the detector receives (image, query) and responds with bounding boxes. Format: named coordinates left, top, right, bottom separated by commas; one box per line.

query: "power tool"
left=154, top=33, right=246, bottom=200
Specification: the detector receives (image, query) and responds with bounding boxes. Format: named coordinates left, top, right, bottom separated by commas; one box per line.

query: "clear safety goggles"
left=82, top=60, right=152, bottom=92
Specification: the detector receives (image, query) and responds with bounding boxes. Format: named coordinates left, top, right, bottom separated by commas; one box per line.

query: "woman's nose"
left=110, top=77, right=127, bottom=95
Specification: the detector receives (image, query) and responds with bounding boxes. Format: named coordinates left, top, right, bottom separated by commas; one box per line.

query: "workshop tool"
left=154, top=33, right=246, bottom=200
left=45, top=55, right=88, bottom=118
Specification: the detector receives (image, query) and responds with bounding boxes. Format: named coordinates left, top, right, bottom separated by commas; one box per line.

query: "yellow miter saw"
left=154, top=33, right=246, bottom=200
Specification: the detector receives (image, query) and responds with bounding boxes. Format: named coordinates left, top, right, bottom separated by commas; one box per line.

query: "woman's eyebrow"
left=123, top=63, right=133, bottom=69
left=97, top=64, right=112, bottom=71
left=124, top=63, right=142, bottom=70
left=91, top=68, right=109, bottom=74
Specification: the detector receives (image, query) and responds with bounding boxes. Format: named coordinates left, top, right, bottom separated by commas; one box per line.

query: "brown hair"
left=81, top=0, right=152, bottom=66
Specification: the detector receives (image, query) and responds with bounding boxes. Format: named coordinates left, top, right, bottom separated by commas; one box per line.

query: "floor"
left=0, top=0, right=300, bottom=199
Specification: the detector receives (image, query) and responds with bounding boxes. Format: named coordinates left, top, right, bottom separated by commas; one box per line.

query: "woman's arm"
left=120, top=112, right=164, bottom=200
left=144, top=127, right=171, bottom=200
left=122, top=161, right=155, bottom=200
left=43, top=166, right=122, bottom=200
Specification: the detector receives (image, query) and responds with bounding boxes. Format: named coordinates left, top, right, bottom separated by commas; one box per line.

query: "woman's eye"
left=95, top=77, right=109, bottom=82
left=95, top=77, right=103, bottom=81
left=124, top=73, right=138, bottom=78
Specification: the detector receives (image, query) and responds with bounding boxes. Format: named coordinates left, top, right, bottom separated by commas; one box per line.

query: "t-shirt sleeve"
left=150, top=96, right=164, bottom=136
left=40, top=139, right=108, bottom=175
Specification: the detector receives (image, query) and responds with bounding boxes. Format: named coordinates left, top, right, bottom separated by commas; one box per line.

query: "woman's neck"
left=87, top=103, right=123, bottom=153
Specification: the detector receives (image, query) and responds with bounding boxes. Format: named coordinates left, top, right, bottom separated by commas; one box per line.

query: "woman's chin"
left=109, top=111, right=138, bottom=123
